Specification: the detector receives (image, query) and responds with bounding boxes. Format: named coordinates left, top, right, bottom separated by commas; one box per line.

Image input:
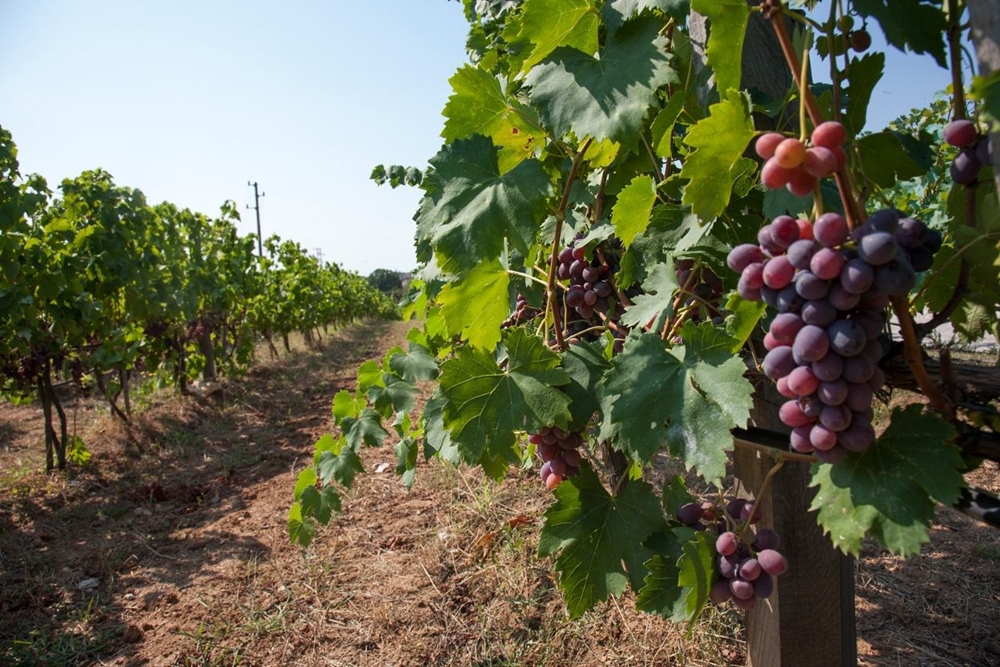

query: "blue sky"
left=0, top=1, right=952, bottom=276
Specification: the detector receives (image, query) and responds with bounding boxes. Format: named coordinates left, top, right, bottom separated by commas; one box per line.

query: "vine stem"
left=890, top=294, right=954, bottom=420
left=946, top=0, right=967, bottom=120
left=545, top=138, right=593, bottom=351
left=733, top=436, right=817, bottom=464
left=738, top=458, right=786, bottom=543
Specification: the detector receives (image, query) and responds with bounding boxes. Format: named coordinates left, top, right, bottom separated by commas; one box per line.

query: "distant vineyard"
left=0, top=126, right=398, bottom=470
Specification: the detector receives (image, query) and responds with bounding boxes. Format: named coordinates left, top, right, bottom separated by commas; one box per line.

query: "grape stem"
left=738, top=458, right=785, bottom=543
left=545, top=138, right=593, bottom=351
left=732, top=433, right=817, bottom=464
left=768, top=2, right=864, bottom=230
left=889, top=294, right=955, bottom=420
left=946, top=0, right=967, bottom=121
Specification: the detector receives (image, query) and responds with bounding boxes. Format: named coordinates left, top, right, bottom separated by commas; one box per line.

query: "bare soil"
left=1, top=319, right=998, bottom=666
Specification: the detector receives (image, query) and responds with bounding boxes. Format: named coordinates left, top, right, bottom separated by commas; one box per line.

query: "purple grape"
left=827, top=319, right=867, bottom=357
left=867, top=208, right=901, bottom=234
left=813, top=212, right=849, bottom=248
left=944, top=119, right=978, bottom=148
left=764, top=255, right=796, bottom=289
left=858, top=232, right=898, bottom=265
left=828, top=284, right=861, bottom=311
left=558, top=247, right=574, bottom=264
left=811, top=351, right=844, bottom=382
left=802, top=299, right=837, bottom=327
left=763, top=346, right=796, bottom=380
left=873, top=256, right=916, bottom=296
left=845, top=382, right=875, bottom=412
left=842, top=354, right=875, bottom=384
left=951, top=148, right=981, bottom=184
left=908, top=246, right=934, bottom=272
left=815, top=446, right=847, bottom=464
left=975, top=136, right=994, bottom=166
left=739, top=558, right=762, bottom=581
left=895, top=217, right=928, bottom=249
left=790, top=425, right=815, bottom=453
left=769, top=312, right=805, bottom=345
left=793, top=325, right=830, bottom=363
left=753, top=572, right=774, bottom=598
left=810, top=247, right=846, bottom=280
left=570, top=259, right=586, bottom=279
left=582, top=265, right=601, bottom=283
left=794, top=271, right=829, bottom=300
left=924, top=228, right=943, bottom=253
left=730, top=579, right=755, bottom=600
left=757, top=549, right=788, bottom=576
left=754, top=529, right=780, bottom=550
left=810, top=423, right=839, bottom=450
left=776, top=285, right=805, bottom=313
left=677, top=502, right=703, bottom=526
left=716, top=531, right=739, bottom=556
left=839, top=419, right=876, bottom=452
left=593, top=281, right=612, bottom=298
left=840, top=258, right=874, bottom=294
left=787, top=239, right=817, bottom=270
left=818, top=378, right=849, bottom=405
left=819, top=404, right=852, bottom=432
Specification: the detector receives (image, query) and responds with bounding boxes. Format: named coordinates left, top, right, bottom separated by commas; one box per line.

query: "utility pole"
left=313, top=247, right=324, bottom=265
left=247, top=181, right=264, bottom=257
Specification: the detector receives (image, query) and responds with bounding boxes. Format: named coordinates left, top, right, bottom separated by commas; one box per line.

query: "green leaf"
left=810, top=405, right=963, bottom=556
left=288, top=502, right=315, bottom=546
left=369, top=373, right=419, bottom=416
left=612, top=174, right=657, bottom=248
left=539, top=465, right=665, bottom=617
left=416, top=136, right=553, bottom=272
left=438, top=260, right=510, bottom=351
left=525, top=16, right=677, bottom=148
left=388, top=342, right=439, bottom=382
left=318, top=446, right=366, bottom=488
left=635, top=528, right=687, bottom=617
left=394, top=437, right=419, bottom=490
left=723, top=292, right=766, bottom=352
left=332, top=390, right=361, bottom=421
left=680, top=91, right=756, bottom=220
left=506, top=0, right=601, bottom=74
left=853, top=0, right=947, bottom=67
left=560, top=340, right=612, bottom=432
left=341, top=408, right=389, bottom=450
left=356, top=360, right=384, bottom=394
left=675, top=530, right=716, bottom=623
left=690, top=0, right=749, bottom=94
left=650, top=92, right=687, bottom=159
left=970, top=70, right=1000, bottom=132
left=601, top=324, right=753, bottom=482
left=603, top=0, right=690, bottom=29
left=441, top=65, right=547, bottom=173
left=844, top=52, right=885, bottom=135
left=620, top=259, right=678, bottom=329
left=438, top=328, right=572, bottom=471
left=293, top=467, right=318, bottom=500
left=856, top=130, right=934, bottom=187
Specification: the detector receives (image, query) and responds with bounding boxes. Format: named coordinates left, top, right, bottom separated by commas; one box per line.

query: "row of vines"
left=0, top=126, right=399, bottom=471
left=290, top=0, right=1000, bottom=633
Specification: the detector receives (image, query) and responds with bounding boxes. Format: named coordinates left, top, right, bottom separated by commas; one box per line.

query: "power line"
left=247, top=181, right=265, bottom=257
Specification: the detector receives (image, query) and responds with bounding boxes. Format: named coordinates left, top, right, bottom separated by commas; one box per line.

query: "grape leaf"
left=675, top=530, right=715, bottom=622
left=723, top=292, right=766, bottom=353
left=318, top=446, right=365, bottom=488
left=368, top=373, right=419, bottom=417
left=439, top=328, right=572, bottom=471
left=288, top=503, right=316, bottom=547
left=560, top=340, right=611, bottom=432
left=620, top=259, right=678, bottom=328
left=416, top=135, right=553, bottom=272
left=635, top=527, right=687, bottom=617
left=505, top=0, right=601, bottom=74
left=438, top=260, right=510, bottom=351
left=651, top=92, right=687, bottom=159
left=356, top=360, right=383, bottom=394
left=539, top=465, right=665, bottom=617
left=970, top=70, right=1000, bottom=132
left=810, top=405, right=963, bottom=556
left=853, top=0, right=947, bottom=67
left=603, top=0, right=690, bottom=31
left=856, top=131, right=934, bottom=188
left=525, top=16, right=677, bottom=148
left=680, top=91, right=756, bottom=221
left=844, top=52, right=885, bottom=135
left=690, top=0, right=749, bottom=94
left=340, top=408, right=389, bottom=450
left=388, top=342, right=439, bottom=383
left=441, top=64, right=547, bottom=174
left=612, top=174, right=657, bottom=249
left=601, top=324, right=753, bottom=482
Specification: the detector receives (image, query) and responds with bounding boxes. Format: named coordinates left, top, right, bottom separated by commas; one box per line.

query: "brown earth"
left=0, top=319, right=998, bottom=666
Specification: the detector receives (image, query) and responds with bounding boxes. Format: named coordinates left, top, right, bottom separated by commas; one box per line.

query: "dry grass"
left=1, top=321, right=998, bottom=666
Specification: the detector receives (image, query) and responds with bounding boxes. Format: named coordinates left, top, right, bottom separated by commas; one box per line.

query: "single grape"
left=583, top=290, right=598, bottom=306
left=811, top=121, right=846, bottom=149
left=572, top=246, right=587, bottom=261
left=770, top=312, right=805, bottom=344
left=845, top=382, right=875, bottom=412
left=828, top=284, right=861, bottom=311
left=790, top=425, right=815, bottom=453
left=818, top=378, right=849, bottom=406
left=727, top=244, right=764, bottom=273
left=787, top=239, right=817, bottom=270
left=840, top=258, right=874, bottom=294
left=677, top=502, right=704, bottom=526
left=867, top=208, right=901, bottom=233
left=739, top=558, right=762, bottom=581
left=539, top=461, right=552, bottom=481
left=801, top=299, right=837, bottom=327
left=716, top=531, right=739, bottom=557
left=943, top=119, right=978, bottom=148
left=803, top=146, right=838, bottom=177
left=780, top=400, right=814, bottom=428
left=763, top=255, right=796, bottom=289
left=558, top=247, right=574, bottom=264
left=787, top=365, right=820, bottom=396
left=726, top=498, right=749, bottom=520
left=763, top=345, right=796, bottom=380
left=813, top=212, right=849, bottom=248
left=975, top=136, right=994, bottom=166
left=951, top=148, right=981, bottom=185
left=794, top=271, right=830, bottom=300
left=566, top=288, right=585, bottom=308
left=815, top=447, right=847, bottom=464
left=582, top=265, right=601, bottom=283
left=811, top=351, right=844, bottom=382
left=753, top=572, right=775, bottom=599
left=873, top=257, right=916, bottom=296
left=827, top=319, right=867, bottom=357
left=775, top=138, right=807, bottom=169
left=710, top=579, right=734, bottom=604
left=754, top=528, right=780, bottom=550
left=730, top=579, right=755, bottom=601
left=761, top=159, right=793, bottom=189
left=755, top=132, right=787, bottom=159
left=839, top=420, right=876, bottom=452
left=908, top=246, right=934, bottom=272
left=593, top=281, right=612, bottom=298
left=850, top=29, right=871, bottom=52
left=895, top=217, right=928, bottom=249
left=819, top=404, right=852, bottom=432
left=857, top=231, right=898, bottom=265
left=842, top=354, right=875, bottom=384
left=549, top=457, right=567, bottom=476
left=757, top=549, right=788, bottom=576
left=786, top=169, right=818, bottom=197
left=810, top=247, right=846, bottom=281
left=545, top=473, right=564, bottom=491
left=570, top=259, right=586, bottom=279
left=793, top=325, right=830, bottom=363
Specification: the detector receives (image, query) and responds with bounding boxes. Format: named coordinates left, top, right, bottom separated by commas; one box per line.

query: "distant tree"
left=366, top=268, right=403, bottom=297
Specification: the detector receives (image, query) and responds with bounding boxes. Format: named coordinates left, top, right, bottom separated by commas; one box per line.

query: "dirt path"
left=1, top=319, right=999, bottom=666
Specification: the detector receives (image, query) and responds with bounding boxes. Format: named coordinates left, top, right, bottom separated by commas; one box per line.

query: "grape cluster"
left=755, top=121, right=847, bottom=196
left=530, top=426, right=584, bottom=491
left=728, top=209, right=941, bottom=462
left=557, top=244, right=614, bottom=321
left=677, top=498, right=788, bottom=610
left=502, top=293, right=541, bottom=328
left=944, top=119, right=994, bottom=185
